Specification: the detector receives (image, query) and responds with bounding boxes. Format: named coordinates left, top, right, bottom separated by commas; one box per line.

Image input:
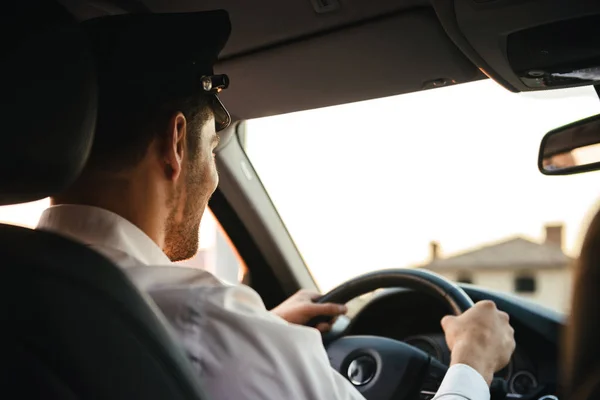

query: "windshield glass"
left=244, top=79, right=600, bottom=314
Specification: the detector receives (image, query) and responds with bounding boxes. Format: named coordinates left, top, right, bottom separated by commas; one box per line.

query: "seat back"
left=0, top=1, right=96, bottom=206
left=0, top=225, right=209, bottom=399
left=0, top=2, right=209, bottom=398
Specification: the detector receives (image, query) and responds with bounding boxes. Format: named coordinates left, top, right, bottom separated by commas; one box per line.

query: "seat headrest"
left=0, top=1, right=97, bottom=205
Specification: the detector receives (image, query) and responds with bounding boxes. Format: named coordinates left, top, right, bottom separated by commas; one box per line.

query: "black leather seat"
left=0, top=2, right=209, bottom=399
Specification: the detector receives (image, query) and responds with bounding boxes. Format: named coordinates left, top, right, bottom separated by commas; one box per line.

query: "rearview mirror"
left=539, top=114, right=600, bottom=175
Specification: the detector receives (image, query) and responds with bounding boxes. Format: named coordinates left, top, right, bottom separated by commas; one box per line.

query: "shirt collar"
left=36, top=204, right=172, bottom=266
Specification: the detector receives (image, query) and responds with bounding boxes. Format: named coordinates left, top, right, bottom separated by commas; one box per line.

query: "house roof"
left=424, top=237, right=573, bottom=271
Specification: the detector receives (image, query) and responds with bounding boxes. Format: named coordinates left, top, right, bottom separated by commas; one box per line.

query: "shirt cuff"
left=433, top=364, right=490, bottom=400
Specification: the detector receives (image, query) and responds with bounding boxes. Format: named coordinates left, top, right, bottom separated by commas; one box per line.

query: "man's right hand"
left=441, top=300, right=516, bottom=386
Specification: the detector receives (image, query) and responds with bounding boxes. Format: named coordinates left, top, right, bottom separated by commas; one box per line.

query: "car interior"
left=3, top=0, right=600, bottom=399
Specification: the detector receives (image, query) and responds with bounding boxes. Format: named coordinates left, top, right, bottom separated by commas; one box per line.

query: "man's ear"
left=164, top=112, right=187, bottom=181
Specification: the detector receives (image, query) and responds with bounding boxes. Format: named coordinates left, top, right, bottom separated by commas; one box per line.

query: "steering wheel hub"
left=347, top=355, right=377, bottom=386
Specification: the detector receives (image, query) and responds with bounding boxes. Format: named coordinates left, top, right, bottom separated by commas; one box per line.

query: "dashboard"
left=327, top=286, right=564, bottom=397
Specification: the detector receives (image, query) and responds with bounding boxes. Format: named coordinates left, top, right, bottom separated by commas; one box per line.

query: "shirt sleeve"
left=433, top=364, right=490, bottom=400
left=146, top=280, right=366, bottom=400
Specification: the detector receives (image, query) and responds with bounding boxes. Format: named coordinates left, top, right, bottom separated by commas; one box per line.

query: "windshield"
left=244, top=79, right=600, bottom=314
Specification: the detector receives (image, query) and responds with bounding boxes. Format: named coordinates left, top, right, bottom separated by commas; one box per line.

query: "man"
left=38, top=10, right=515, bottom=400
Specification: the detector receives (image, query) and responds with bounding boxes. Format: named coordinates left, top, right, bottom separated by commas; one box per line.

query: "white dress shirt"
left=37, top=205, right=490, bottom=400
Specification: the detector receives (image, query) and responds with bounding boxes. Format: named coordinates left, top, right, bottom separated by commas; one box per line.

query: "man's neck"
left=51, top=171, right=167, bottom=249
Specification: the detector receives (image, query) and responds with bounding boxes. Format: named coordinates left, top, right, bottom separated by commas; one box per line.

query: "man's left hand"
left=271, top=289, right=347, bottom=333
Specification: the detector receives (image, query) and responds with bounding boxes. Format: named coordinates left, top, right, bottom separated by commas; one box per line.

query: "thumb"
left=306, top=291, right=323, bottom=301
left=305, top=302, right=347, bottom=318
left=316, top=322, right=333, bottom=333
left=441, top=315, right=456, bottom=331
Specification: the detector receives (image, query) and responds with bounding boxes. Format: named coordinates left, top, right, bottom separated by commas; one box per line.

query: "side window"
left=178, top=208, right=248, bottom=284
left=514, top=274, right=537, bottom=293
left=0, top=199, right=49, bottom=228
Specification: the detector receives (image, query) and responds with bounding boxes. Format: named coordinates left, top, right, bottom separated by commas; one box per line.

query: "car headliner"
left=57, top=1, right=600, bottom=123
left=58, top=0, right=485, bottom=120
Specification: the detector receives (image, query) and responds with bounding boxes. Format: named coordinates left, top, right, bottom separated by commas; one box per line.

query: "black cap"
left=83, top=10, right=232, bottom=131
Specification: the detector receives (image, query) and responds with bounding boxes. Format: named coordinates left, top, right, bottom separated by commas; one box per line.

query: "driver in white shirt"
left=38, top=10, right=515, bottom=400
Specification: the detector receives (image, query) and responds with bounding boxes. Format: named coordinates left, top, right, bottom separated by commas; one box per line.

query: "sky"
left=245, top=79, right=600, bottom=291
left=2, top=79, right=599, bottom=293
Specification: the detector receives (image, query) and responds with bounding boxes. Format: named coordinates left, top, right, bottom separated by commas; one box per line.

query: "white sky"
left=245, top=79, right=600, bottom=291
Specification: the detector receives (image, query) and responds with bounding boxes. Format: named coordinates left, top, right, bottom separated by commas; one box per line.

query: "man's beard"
left=163, top=162, right=210, bottom=262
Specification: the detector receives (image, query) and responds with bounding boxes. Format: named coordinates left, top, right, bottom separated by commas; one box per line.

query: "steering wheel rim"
left=315, top=268, right=473, bottom=314
left=315, top=268, right=475, bottom=400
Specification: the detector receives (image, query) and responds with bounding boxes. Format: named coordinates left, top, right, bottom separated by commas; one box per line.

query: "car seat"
left=0, top=2, right=209, bottom=399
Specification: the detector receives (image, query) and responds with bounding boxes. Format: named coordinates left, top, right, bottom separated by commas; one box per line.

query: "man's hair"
left=85, top=92, right=212, bottom=172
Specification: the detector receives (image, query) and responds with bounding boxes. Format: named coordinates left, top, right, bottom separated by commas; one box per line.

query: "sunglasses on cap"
left=201, top=74, right=231, bottom=132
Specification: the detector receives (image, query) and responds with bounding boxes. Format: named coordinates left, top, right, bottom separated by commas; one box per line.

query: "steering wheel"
left=311, top=269, right=474, bottom=400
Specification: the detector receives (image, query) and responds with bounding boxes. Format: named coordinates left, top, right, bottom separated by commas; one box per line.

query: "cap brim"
left=211, top=95, right=231, bottom=132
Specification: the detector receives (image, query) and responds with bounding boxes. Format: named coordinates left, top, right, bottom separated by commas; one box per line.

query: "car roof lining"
left=58, top=0, right=600, bottom=120
left=63, top=0, right=431, bottom=57
left=58, top=0, right=483, bottom=120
